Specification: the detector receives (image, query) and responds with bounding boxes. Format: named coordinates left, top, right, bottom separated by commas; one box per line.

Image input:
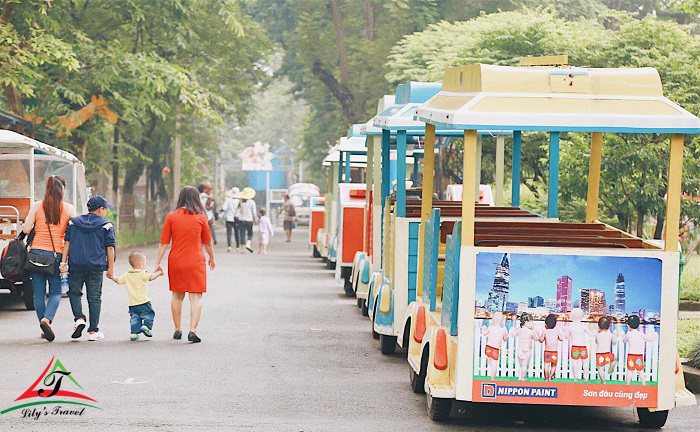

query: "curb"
left=680, top=300, right=700, bottom=311
left=683, top=364, right=700, bottom=395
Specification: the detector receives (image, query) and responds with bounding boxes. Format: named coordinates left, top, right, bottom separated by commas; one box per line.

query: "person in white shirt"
left=221, top=188, right=241, bottom=253
left=236, top=187, right=257, bottom=253
left=621, top=315, right=657, bottom=385
left=198, top=183, right=217, bottom=245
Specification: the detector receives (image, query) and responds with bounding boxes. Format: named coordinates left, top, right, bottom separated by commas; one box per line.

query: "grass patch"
left=681, top=255, right=700, bottom=302
left=678, top=318, right=700, bottom=358
left=116, top=227, right=161, bottom=248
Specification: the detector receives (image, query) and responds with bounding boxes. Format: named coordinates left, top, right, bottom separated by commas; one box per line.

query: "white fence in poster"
left=473, top=319, right=659, bottom=383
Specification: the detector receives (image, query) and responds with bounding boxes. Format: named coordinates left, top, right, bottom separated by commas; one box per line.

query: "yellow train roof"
left=415, top=64, right=700, bottom=133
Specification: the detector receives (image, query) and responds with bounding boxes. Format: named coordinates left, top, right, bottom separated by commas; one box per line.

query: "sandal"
left=40, top=319, right=55, bottom=342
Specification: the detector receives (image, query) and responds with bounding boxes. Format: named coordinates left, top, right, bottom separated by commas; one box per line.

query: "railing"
left=0, top=205, right=21, bottom=239
left=473, top=319, right=660, bottom=383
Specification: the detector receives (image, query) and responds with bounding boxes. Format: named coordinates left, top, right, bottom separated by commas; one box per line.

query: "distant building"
left=517, top=302, right=529, bottom=314
left=638, top=309, right=645, bottom=321
left=589, top=289, right=606, bottom=314
left=614, top=272, right=626, bottom=315
left=608, top=304, right=615, bottom=314
left=573, top=299, right=580, bottom=309
left=505, top=302, right=519, bottom=314
left=544, top=298, right=556, bottom=311
left=528, top=296, right=544, bottom=308
left=557, top=276, right=573, bottom=313
left=486, top=254, right=510, bottom=313
left=579, top=289, right=590, bottom=314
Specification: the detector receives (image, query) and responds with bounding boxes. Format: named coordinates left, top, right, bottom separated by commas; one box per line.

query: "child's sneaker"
left=88, top=331, right=104, bottom=341
left=130, top=333, right=139, bottom=341
left=141, top=325, right=152, bottom=337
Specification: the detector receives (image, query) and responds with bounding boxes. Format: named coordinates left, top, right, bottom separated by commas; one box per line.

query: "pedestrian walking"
left=236, top=187, right=257, bottom=253
left=257, top=208, right=274, bottom=255
left=198, top=183, right=217, bottom=245
left=155, top=186, right=215, bottom=343
left=109, top=250, right=163, bottom=341
left=22, top=175, right=77, bottom=342
left=60, top=195, right=116, bottom=341
left=279, top=194, right=297, bottom=242
left=221, top=187, right=241, bottom=253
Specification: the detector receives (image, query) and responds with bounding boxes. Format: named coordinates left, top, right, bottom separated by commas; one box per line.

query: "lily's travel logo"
left=1, top=357, right=100, bottom=419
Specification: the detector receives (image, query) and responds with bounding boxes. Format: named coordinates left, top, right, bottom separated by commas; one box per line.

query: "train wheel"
left=361, top=299, right=368, bottom=316
left=356, top=298, right=362, bottom=308
left=371, top=307, right=379, bottom=339
left=637, top=408, right=668, bottom=428
left=426, top=392, right=452, bottom=421
left=23, top=283, right=35, bottom=311
left=380, top=334, right=397, bottom=355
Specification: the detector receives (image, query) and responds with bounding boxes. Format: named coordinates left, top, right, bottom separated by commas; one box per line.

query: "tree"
left=386, top=8, right=700, bottom=249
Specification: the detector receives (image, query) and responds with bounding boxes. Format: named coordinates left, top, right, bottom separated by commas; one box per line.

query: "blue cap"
left=87, top=195, right=109, bottom=212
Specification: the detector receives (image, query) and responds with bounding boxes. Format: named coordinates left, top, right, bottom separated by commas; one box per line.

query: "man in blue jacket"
left=60, top=196, right=116, bottom=341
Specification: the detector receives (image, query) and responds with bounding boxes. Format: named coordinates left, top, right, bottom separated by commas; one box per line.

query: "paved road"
left=1, top=227, right=698, bottom=431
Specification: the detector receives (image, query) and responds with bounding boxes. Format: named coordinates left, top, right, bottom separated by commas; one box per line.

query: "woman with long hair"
left=23, top=175, right=77, bottom=341
left=155, top=186, right=215, bottom=343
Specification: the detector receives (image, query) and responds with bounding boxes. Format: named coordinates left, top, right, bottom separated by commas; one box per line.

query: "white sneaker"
left=88, top=331, right=104, bottom=341
left=72, top=318, right=86, bottom=339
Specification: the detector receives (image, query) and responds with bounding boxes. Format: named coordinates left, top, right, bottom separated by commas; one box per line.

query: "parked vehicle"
left=0, top=131, right=88, bottom=309
left=288, top=183, right=320, bottom=226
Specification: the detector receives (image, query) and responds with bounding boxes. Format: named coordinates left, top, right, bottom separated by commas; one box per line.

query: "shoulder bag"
left=25, top=221, right=58, bottom=275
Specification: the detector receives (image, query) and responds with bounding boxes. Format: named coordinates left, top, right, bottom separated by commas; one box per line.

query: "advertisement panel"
left=471, top=252, right=662, bottom=407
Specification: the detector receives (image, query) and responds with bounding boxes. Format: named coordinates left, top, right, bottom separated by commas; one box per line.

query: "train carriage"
left=406, top=62, right=697, bottom=426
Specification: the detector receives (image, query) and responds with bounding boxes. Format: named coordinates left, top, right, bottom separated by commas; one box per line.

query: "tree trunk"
left=311, top=59, right=360, bottom=122
left=636, top=208, right=645, bottom=237
left=653, top=215, right=665, bottom=240
left=2, top=2, right=24, bottom=131
left=329, top=0, right=349, bottom=86
left=363, top=1, right=375, bottom=41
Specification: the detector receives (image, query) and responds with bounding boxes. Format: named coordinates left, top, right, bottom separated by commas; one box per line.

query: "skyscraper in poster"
left=556, top=275, right=573, bottom=313
left=486, top=253, right=510, bottom=313
left=614, top=272, right=626, bottom=315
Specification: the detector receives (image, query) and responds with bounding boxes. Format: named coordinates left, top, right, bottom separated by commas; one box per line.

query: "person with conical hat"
left=221, top=187, right=241, bottom=253
left=236, top=187, right=257, bottom=253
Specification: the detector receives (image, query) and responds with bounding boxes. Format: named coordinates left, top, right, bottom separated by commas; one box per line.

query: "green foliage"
left=387, top=9, right=700, bottom=242
left=677, top=318, right=700, bottom=358
left=681, top=255, right=700, bottom=301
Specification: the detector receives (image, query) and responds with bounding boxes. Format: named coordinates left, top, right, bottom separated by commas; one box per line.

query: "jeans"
left=129, top=302, right=155, bottom=334
left=226, top=220, right=240, bottom=248
left=68, top=270, right=103, bottom=332
left=29, top=250, right=62, bottom=323
left=238, top=220, right=253, bottom=245
left=208, top=218, right=217, bottom=244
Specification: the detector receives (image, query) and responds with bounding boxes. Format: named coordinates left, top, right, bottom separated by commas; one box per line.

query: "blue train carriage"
left=370, top=82, right=515, bottom=354
left=320, top=144, right=366, bottom=270
left=350, top=96, right=396, bottom=313
left=407, top=62, right=698, bottom=426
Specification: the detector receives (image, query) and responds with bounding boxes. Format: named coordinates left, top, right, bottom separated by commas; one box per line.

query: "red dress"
left=160, top=208, right=212, bottom=293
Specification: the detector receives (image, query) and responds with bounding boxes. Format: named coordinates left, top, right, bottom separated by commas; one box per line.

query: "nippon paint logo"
left=1, top=357, right=100, bottom=419
left=482, top=383, right=558, bottom=399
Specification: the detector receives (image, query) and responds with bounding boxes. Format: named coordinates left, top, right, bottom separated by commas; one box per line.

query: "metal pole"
left=396, top=130, right=407, bottom=218
left=512, top=131, right=522, bottom=207
left=495, top=135, right=505, bottom=206
left=548, top=132, right=560, bottom=219
left=173, top=107, right=181, bottom=208
left=29, top=148, right=35, bottom=203
left=266, top=170, right=271, bottom=216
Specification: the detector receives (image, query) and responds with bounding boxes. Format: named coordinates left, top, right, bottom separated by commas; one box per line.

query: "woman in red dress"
left=155, top=186, right=215, bottom=343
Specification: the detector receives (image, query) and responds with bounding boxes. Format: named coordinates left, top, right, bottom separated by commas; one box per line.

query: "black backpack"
left=1, top=234, right=28, bottom=282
